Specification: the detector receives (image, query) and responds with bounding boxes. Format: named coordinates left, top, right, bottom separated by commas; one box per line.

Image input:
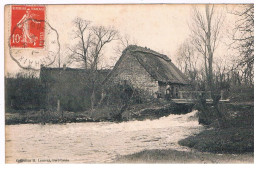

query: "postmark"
left=8, top=5, right=60, bottom=71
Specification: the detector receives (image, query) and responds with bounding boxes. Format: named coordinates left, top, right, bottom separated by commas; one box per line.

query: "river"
left=5, top=111, right=204, bottom=163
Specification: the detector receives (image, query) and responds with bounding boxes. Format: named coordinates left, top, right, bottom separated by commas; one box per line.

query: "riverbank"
left=5, top=99, right=191, bottom=125
left=115, top=102, right=254, bottom=163
left=179, top=102, right=254, bottom=154
left=5, top=111, right=96, bottom=125
left=116, top=149, right=253, bottom=163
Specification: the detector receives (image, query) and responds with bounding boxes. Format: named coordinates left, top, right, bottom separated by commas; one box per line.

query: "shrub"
left=179, top=127, right=254, bottom=153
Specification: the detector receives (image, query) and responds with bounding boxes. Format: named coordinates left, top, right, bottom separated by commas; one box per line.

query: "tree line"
left=176, top=4, right=254, bottom=96
left=175, top=4, right=254, bottom=126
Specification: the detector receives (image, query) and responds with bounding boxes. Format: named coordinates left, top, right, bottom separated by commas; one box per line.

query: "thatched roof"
left=40, top=66, right=110, bottom=83
left=105, top=45, right=189, bottom=85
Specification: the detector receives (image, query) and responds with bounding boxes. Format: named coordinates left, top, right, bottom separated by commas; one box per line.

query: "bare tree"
left=112, top=34, right=138, bottom=64
left=231, top=4, right=254, bottom=86
left=188, top=5, right=226, bottom=124
left=69, top=18, right=118, bottom=110
left=89, top=26, right=118, bottom=109
left=190, top=5, right=224, bottom=91
left=176, top=40, right=198, bottom=73
left=68, top=17, right=92, bottom=69
left=113, top=34, right=130, bottom=58
left=176, top=40, right=199, bottom=89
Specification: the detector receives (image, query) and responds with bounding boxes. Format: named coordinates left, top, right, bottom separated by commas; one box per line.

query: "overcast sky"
left=4, top=4, right=239, bottom=75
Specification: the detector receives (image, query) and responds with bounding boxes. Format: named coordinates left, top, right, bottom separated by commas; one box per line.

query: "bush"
left=179, top=127, right=254, bottom=153
left=102, top=83, right=153, bottom=107
left=179, top=101, right=254, bottom=154
left=5, top=76, right=45, bottom=111
left=229, top=85, right=254, bottom=102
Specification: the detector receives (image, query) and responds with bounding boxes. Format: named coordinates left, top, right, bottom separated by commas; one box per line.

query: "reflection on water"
left=5, top=111, right=204, bottom=163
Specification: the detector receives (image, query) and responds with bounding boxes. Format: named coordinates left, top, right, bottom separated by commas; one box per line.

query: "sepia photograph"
left=3, top=1, right=254, bottom=164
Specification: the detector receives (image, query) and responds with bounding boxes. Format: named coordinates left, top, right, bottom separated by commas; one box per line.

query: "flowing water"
left=5, top=111, right=204, bottom=163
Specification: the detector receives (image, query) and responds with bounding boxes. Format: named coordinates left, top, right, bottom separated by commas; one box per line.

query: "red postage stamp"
left=10, top=5, right=45, bottom=48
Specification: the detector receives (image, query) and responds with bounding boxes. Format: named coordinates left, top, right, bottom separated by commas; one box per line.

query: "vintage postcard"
left=4, top=4, right=254, bottom=164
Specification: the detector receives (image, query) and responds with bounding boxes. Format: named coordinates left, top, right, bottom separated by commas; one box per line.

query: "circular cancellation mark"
left=8, top=5, right=60, bottom=71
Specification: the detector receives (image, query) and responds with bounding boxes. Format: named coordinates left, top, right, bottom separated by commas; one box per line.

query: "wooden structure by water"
left=172, top=91, right=230, bottom=104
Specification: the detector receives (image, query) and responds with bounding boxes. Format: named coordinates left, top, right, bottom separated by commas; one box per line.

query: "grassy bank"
left=179, top=127, right=253, bottom=153
left=179, top=102, right=254, bottom=154
left=116, top=149, right=253, bottom=163
left=5, top=99, right=191, bottom=125
left=5, top=111, right=95, bottom=125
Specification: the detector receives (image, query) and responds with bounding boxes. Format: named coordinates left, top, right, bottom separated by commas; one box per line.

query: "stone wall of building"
left=109, top=51, right=159, bottom=96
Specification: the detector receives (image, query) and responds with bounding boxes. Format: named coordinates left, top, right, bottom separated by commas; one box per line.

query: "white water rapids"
left=5, top=111, right=204, bottom=163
